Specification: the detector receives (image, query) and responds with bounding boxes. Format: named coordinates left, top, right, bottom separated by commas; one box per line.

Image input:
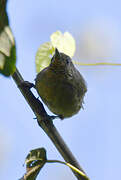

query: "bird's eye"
left=66, top=59, right=70, bottom=64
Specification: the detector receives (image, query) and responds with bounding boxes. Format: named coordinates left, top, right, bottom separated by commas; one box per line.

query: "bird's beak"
left=54, top=48, right=60, bottom=61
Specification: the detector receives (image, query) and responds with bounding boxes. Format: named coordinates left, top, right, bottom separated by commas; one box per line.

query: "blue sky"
left=0, top=0, right=121, bottom=180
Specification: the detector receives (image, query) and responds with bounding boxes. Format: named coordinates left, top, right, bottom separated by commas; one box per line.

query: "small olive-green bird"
left=35, top=48, right=87, bottom=119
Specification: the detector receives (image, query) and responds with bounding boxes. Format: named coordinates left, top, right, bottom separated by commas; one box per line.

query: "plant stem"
left=12, top=68, right=89, bottom=180
left=47, top=160, right=89, bottom=180
left=73, top=61, right=121, bottom=66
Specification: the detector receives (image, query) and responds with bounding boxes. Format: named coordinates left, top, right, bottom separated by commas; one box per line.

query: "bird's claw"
left=18, top=81, right=35, bottom=89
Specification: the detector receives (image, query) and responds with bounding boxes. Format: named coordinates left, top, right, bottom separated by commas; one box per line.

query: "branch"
left=12, top=68, right=89, bottom=180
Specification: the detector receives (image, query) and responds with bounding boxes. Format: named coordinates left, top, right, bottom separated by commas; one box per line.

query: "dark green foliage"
left=0, top=0, right=16, bottom=77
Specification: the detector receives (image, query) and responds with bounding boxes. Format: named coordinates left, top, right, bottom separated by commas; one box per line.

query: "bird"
left=35, top=48, right=87, bottom=119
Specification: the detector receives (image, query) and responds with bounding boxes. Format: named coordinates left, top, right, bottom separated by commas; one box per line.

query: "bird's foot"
left=18, top=81, right=35, bottom=89
left=48, top=115, right=60, bottom=121
left=49, top=115, right=64, bottom=120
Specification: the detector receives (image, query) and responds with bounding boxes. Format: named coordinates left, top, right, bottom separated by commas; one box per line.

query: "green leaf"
left=50, top=31, right=76, bottom=58
left=35, top=42, right=54, bottom=73
left=22, top=148, right=47, bottom=180
left=35, top=31, right=76, bottom=73
left=0, top=0, right=16, bottom=76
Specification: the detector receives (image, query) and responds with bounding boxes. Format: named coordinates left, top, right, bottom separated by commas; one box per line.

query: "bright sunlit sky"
left=1, top=0, right=121, bottom=180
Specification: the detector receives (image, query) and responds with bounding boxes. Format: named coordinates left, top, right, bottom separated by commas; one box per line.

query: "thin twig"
left=46, top=160, right=89, bottom=180
left=12, top=68, right=89, bottom=180
left=73, top=61, right=121, bottom=66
